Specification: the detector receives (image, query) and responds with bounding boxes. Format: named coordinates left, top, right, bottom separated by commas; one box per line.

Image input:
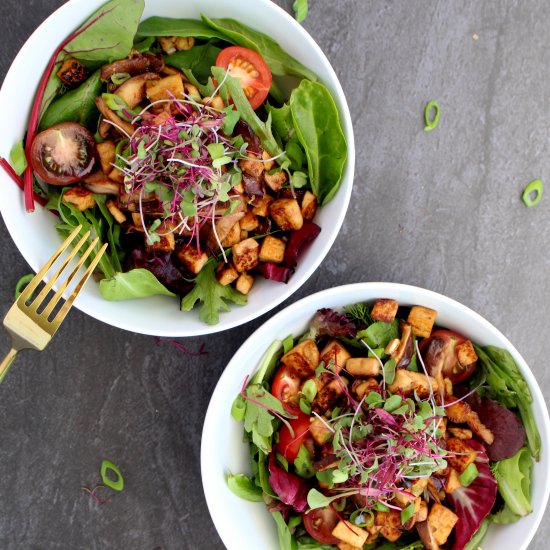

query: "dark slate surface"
left=0, top=0, right=549, bottom=548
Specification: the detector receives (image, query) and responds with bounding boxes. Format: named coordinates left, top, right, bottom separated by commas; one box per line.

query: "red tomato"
left=30, top=122, right=97, bottom=185
left=272, top=366, right=301, bottom=415
left=420, top=329, right=476, bottom=384
left=277, top=413, right=311, bottom=463
left=303, top=506, right=341, bottom=545
left=215, top=46, right=272, bottom=109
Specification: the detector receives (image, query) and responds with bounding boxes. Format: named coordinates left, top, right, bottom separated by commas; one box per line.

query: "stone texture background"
left=0, top=0, right=549, bottom=548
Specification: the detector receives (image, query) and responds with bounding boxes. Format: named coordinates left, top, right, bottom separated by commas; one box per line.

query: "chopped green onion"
left=333, top=498, right=347, bottom=512
left=14, top=274, right=34, bottom=299
left=522, top=179, right=543, bottom=208
left=459, top=462, right=479, bottom=487
left=302, top=379, right=318, bottom=403
left=424, top=100, right=440, bottom=132
left=282, top=334, right=294, bottom=354
left=100, top=460, right=124, bottom=492
left=231, top=394, right=247, bottom=422
left=400, top=502, right=415, bottom=524
left=276, top=453, right=289, bottom=472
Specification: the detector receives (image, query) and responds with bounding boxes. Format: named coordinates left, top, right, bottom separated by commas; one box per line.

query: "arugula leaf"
left=272, top=511, right=298, bottom=550
left=290, top=80, right=347, bottom=205
left=180, top=259, right=247, bottom=324
left=99, top=269, right=176, bottom=300
left=9, top=140, right=27, bottom=176
left=226, top=473, right=263, bottom=502
left=293, top=0, right=309, bottom=23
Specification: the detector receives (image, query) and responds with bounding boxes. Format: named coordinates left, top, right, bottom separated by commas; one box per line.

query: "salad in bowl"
left=0, top=0, right=353, bottom=335
left=201, top=283, right=550, bottom=550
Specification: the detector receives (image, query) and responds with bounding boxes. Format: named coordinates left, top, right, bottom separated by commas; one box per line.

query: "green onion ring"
left=14, top=274, right=34, bottom=300
left=522, top=179, right=543, bottom=208
left=423, top=100, right=440, bottom=132
left=100, top=460, right=124, bottom=492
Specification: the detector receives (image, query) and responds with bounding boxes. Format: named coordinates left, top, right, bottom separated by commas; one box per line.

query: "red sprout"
left=154, top=337, right=208, bottom=356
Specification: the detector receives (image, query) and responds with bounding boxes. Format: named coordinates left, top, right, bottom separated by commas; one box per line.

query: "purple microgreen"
left=154, top=337, right=208, bottom=356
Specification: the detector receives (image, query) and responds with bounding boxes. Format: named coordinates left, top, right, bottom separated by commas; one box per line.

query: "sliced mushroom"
left=83, top=172, right=121, bottom=195
left=416, top=520, right=440, bottom=550
left=114, top=73, right=159, bottom=108
left=95, top=97, right=135, bottom=137
left=100, top=53, right=164, bottom=81
left=392, top=321, right=413, bottom=368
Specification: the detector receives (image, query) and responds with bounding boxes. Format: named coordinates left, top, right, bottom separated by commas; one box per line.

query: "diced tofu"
left=264, top=170, right=287, bottom=192
left=388, top=369, right=439, bottom=398
left=269, top=198, right=304, bottom=231
left=216, top=262, right=239, bottom=286
left=309, top=416, right=332, bottom=445
left=445, top=397, right=494, bottom=444
left=202, top=96, right=225, bottom=110
left=83, top=171, right=120, bottom=195
left=251, top=195, right=273, bottom=217
left=312, top=378, right=347, bottom=414
left=445, top=467, right=462, bottom=493
left=447, top=426, right=473, bottom=440
left=427, top=503, right=458, bottom=546
left=301, top=190, right=318, bottom=221
left=411, top=477, right=430, bottom=496
left=96, top=140, right=116, bottom=174
left=106, top=199, right=126, bottom=224
left=259, top=235, right=286, bottom=263
left=375, top=510, right=402, bottom=542
left=456, top=339, right=478, bottom=367
left=320, top=340, right=352, bottom=373
left=352, top=377, right=379, bottom=399
left=280, top=339, right=319, bottom=378
left=337, top=543, right=362, bottom=550
left=346, top=357, right=381, bottom=377
left=146, top=221, right=175, bottom=253
left=62, top=188, right=96, bottom=211
left=235, top=273, right=254, bottom=295
left=131, top=213, right=145, bottom=231
left=445, top=438, right=478, bottom=473
left=108, top=167, right=125, bottom=183
left=239, top=156, right=264, bottom=179
left=115, top=73, right=158, bottom=108
left=159, top=36, right=195, bottom=54
left=332, top=521, right=368, bottom=547
left=371, top=298, right=399, bottom=323
left=146, top=74, right=184, bottom=102
left=232, top=238, right=259, bottom=272
left=407, top=306, right=437, bottom=338
left=239, top=209, right=259, bottom=231
left=221, top=221, right=242, bottom=247
left=176, top=245, right=209, bottom=274
left=261, top=150, right=275, bottom=171
left=416, top=500, right=429, bottom=523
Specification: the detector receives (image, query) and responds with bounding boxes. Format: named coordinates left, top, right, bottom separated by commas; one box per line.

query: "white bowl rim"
left=201, top=281, right=550, bottom=550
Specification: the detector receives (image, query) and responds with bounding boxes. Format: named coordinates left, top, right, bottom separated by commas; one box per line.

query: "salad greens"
left=293, top=0, right=309, bottom=24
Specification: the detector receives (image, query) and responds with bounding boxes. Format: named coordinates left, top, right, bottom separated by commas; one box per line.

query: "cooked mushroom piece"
left=83, top=172, right=120, bottom=195
left=114, top=73, right=159, bottom=108
left=95, top=96, right=135, bottom=137
left=100, top=53, right=164, bottom=81
left=392, top=321, right=413, bottom=368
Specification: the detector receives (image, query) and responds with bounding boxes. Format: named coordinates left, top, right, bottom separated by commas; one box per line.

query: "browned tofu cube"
left=232, top=238, right=259, bottom=272
left=411, top=477, right=430, bottom=497
left=332, top=521, right=368, bottom=547
left=108, top=167, right=125, bottom=183
left=221, top=221, right=242, bottom=247
left=371, top=298, right=399, bottom=323
left=96, top=140, right=116, bottom=174
left=62, top=188, right=96, bottom=211
left=269, top=198, right=304, bottom=231
left=446, top=438, right=478, bottom=473
left=447, top=426, right=473, bottom=440
left=312, top=378, right=347, bottom=414
left=202, top=95, right=225, bottom=110
left=131, top=213, right=145, bottom=231
left=115, top=73, right=157, bottom=109
left=309, top=416, right=332, bottom=445
left=239, top=156, right=264, bottom=179
left=146, top=74, right=184, bottom=102
left=280, top=339, right=319, bottom=378
left=176, top=245, right=209, bottom=274
left=388, top=369, right=439, bottom=398
left=445, top=467, right=462, bottom=493
left=320, top=340, right=352, bottom=372
left=146, top=221, right=175, bottom=254
left=261, top=150, right=275, bottom=171
left=427, top=503, right=458, bottom=545
left=416, top=500, right=429, bottom=523
left=346, top=357, right=381, bottom=377
left=235, top=273, right=254, bottom=295
left=337, top=543, right=362, bottom=550
left=351, top=378, right=379, bottom=399
left=251, top=195, right=273, bottom=217
left=264, top=170, right=287, bottom=192
left=374, top=510, right=402, bottom=542
left=456, top=339, right=478, bottom=367
left=106, top=199, right=126, bottom=224
left=301, top=190, right=318, bottom=221
left=216, top=262, right=239, bottom=286
left=239, top=209, right=259, bottom=231
left=407, top=306, right=437, bottom=338
left=259, top=235, right=286, bottom=263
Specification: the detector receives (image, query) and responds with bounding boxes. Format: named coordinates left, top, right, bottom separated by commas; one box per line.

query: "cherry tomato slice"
left=303, top=506, right=341, bottom=545
left=272, top=366, right=301, bottom=415
left=215, top=46, right=272, bottom=110
left=30, top=122, right=97, bottom=185
left=276, top=412, right=311, bottom=463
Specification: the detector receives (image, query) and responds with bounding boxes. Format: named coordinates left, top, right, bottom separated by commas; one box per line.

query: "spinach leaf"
left=266, top=103, right=295, bottom=141
left=136, top=16, right=228, bottom=40
left=133, top=35, right=155, bottom=53
left=357, top=320, right=399, bottom=349
left=9, top=140, right=27, bottom=175
left=99, top=269, right=175, bottom=300
left=293, top=0, right=309, bottom=23
left=182, top=69, right=216, bottom=97
left=226, top=473, right=263, bottom=502
left=165, top=43, right=221, bottom=83
left=272, top=511, right=298, bottom=550
left=39, top=70, right=103, bottom=131
left=290, top=80, right=347, bottom=205
left=202, top=15, right=318, bottom=82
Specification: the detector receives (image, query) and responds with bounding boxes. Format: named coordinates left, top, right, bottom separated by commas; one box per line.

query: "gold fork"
left=0, top=225, right=107, bottom=383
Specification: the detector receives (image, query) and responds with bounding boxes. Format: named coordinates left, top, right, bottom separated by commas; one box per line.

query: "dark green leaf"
left=136, top=16, right=229, bottom=40
left=294, top=445, right=315, bottom=478
left=358, top=320, right=399, bottom=348
left=165, top=43, right=221, bottom=82
left=9, top=140, right=27, bottom=175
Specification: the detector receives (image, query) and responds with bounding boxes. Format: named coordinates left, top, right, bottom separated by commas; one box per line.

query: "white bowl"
left=0, top=0, right=354, bottom=336
left=201, top=282, right=550, bottom=550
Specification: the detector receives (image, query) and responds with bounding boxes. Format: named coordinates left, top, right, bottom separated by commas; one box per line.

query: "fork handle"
left=0, top=348, right=18, bottom=384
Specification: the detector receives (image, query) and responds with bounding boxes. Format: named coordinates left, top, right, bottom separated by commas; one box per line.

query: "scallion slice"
left=522, top=179, right=543, bottom=208
left=424, top=100, right=440, bottom=132
left=100, top=460, right=124, bottom=492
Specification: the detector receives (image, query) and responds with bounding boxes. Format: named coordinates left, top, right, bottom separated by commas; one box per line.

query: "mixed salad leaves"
left=6, top=0, right=347, bottom=325
left=230, top=299, right=540, bottom=550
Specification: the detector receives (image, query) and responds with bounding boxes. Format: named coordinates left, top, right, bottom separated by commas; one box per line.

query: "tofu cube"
left=337, top=544, right=362, bottom=550
left=106, top=199, right=126, bottom=224
left=62, top=187, right=96, bottom=211
left=447, top=426, right=473, bottom=440
left=261, top=149, right=275, bottom=171
left=346, top=357, right=381, bottom=377
left=416, top=500, right=429, bottom=523
left=235, top=272, right=254, bottom=295
left=264, top=170, right=287, bottom=192
left=445, top=467, right=462, bottom=493
left=251, top=195, right=273, bottom=217
left=445, top=438, right=478, bottom=473
left=108, top=167, right=125, bottom=183
left=216, top=262, right=239, bottom=286
left=312, top=378, right=347, bottom=414
left=239, top=209, right=259, bottom=231
left=221, top=221, right=242, bottom=247
left=387, top=369, right=439, bottom=398
left=374, top=510, right=402, bottom=542
left=301, top=190, right=318, bottom=221
left=269, top=198, right=304, bottom=231
left=96, top=140, right=116, bottom=174
left=176, top=245, right=209, bottom=274
left=456, top=339, right=478, bottom=367
left=332, top=521, right=368, bottom=548
left=352, top=378, right=379, bottom=399
left=146, top=74, right=184, bottom=102
left=371, top=298, right=399, bottom=323
left=239, top=156, right=264, bottom=179
left=232, top=238, right=259, bottom=272
left=146, top=220, right=175, bottom=253
left=309, top=416, right=332, bottom=445
left=407, top=306, right=437, bottom=338
left=320, top=340, right=352, bottom=372
left=280, top=339, right=319, bottom=378
left=427, top=503, right=458, bottom=545
left=259, top=235, right=286, bottom=263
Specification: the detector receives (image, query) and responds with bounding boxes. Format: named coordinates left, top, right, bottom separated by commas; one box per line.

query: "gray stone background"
left=0, top=0, right=548, bottom=548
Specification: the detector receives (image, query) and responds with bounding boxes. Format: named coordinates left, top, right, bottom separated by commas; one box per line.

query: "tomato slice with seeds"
left=303, top=506, right=341, bottom=545
left=30, top=122, right=97, bottom=185
left=215, top=46, right=272, bottom=110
